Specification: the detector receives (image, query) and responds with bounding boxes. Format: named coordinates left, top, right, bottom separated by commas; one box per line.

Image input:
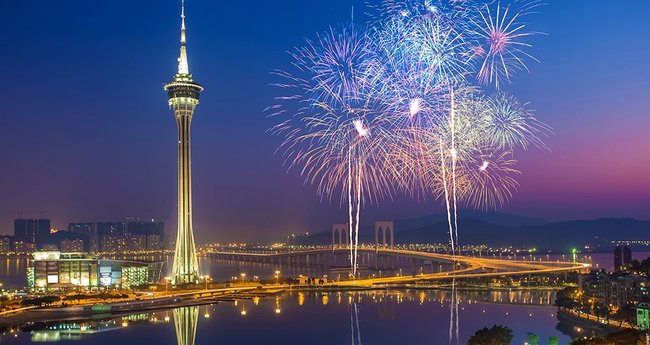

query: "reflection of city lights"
left=275, top=308, right=281, bottom=314
left=164, top=316, right=170, bottom=322
left=241, top=309, right=247, bottom=316
left=204, top=313, right=210, bottom=318
left=122, top=321, right=128, bottom=327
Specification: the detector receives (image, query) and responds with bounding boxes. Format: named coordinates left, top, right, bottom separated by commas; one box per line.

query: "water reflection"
left=350, top=303, right=361, bottom=345
left=6, top=289, right=575, bottom=345
left=173, top=307, right=199, bottom=345
left=449, top=279, right=459, bottom=345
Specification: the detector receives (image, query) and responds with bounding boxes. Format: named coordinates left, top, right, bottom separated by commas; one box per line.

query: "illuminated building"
left=96, top=221, right=164, bottom=253
left=101, top=235, right=129, bottom=253
left=579, top=269, right=649, bottom=309
left=638, top=302, right=650, bottom=330
left=60, top=239, right=85, bottom=253
left=164, top=0, right=203, bottom=284
left=146, top=234, right=164, bottom=250
left=128, top=235, right=147, bottom=251
left=27, top=251, right=163, bottom=291
left=68, top=223, right=98, bottom=252
left=0, top=236, right=10, bottom=253
left=14, top=240, right=35, bottom=253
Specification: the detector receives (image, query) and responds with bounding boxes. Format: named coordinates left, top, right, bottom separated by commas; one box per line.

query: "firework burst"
left=474, top=0, right=543, bottom=88
left=269, top=25, right=396, bottom=277
left=485, top=92, right=551, bottom=150
left=270, top=0, right=549, bottom=273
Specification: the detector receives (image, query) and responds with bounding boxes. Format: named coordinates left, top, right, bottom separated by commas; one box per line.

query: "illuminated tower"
left=164, top=0, right=203, bottom=285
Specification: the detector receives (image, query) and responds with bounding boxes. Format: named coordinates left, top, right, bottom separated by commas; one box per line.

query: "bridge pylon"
left=332, top=224, right=350, bottom=251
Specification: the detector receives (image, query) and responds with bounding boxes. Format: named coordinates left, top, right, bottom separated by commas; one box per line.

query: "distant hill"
left=294, top=212, right=650, bottom=252
left=393, top=209, right=547, bottom=230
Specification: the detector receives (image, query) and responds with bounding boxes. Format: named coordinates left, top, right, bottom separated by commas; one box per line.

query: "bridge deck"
left=208, top=248, right=590, bottom=287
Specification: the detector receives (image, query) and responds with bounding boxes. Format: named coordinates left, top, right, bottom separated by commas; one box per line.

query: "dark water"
left=1, top=290, right=573, bottom=345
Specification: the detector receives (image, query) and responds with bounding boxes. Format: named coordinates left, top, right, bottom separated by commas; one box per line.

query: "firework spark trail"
left=354, top=160, right=362, bottom=277
left=347, top=151, right=354, bottom=273
left=450, top=89, right=460, bottom=253
left=439, top=141, right=455, bottom=254
left=346, top=149, right=363, bottom=278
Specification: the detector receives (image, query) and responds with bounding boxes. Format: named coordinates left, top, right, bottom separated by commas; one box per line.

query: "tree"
left=555, top=287, right=578, bottom=309
left=467, top=325, right=514, bottom=345
left=21, top=296, right=60, bottom=307
left=570, top=329, right=645, bottom=345
left=527, top=333, right=539, bottom=345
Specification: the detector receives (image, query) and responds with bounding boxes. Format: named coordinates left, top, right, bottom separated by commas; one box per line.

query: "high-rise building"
left=624, top=246, right=632, bottom=266
left=0, top=236, right=11, bottom=253
left=128, top=235, right=147, bottom=251
left=60, top=239, right=85, bottom=253
left=614, top=245, right=633, bottom=272
left=97, top=222, right=127, bottom=237
left=14, top=241, right=35, bottom=254
left=14, top=219, right=51, bottom=246
left=68, top=223, right=98, bottom=252
left=614, top=245, right=622, bottom=271
left=146, top=234, right=164, bottom=251
left=164, top=0, right=203, bottom=284
left=127, top=221, right=165, bottom=238
left=98, top=222, right=127, bottom=252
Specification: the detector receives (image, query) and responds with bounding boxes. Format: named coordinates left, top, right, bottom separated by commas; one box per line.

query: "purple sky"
left=0, top=1, right=648, bottom=242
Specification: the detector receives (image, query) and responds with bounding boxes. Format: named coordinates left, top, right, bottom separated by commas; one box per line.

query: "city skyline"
left=1, top=0, right=649, bottom=243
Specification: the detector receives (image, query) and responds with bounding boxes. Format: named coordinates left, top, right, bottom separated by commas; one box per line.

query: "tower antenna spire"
left=178, top=0, right=189, bottom=74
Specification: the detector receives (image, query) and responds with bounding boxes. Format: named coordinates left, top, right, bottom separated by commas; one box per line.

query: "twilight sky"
left=0, top=1, right=649, bottom=242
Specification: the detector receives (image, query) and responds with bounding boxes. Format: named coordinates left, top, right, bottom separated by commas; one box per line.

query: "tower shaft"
left=171, top=100, right=200, bottom=284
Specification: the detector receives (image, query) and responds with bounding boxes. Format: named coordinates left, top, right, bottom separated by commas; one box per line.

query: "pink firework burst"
left=475, top=0, right=542, bottom=88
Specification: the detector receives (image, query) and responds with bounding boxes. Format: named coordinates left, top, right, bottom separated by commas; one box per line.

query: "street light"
left=240, top=273, right=246, bottom=285
left=164, top=276, right=171, bottom=292
left=200, top=275, right=211, bottom=290
left=274, top=270, right=280, bottom=285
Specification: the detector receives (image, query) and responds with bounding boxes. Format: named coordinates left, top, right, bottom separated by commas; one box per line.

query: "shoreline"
left=0, top=284, right=565, bottom=327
